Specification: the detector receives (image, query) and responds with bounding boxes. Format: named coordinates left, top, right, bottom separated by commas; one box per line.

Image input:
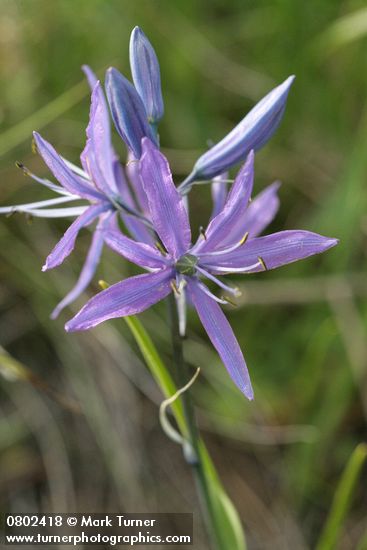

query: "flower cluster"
left=1, top=27, right=337, bottom=398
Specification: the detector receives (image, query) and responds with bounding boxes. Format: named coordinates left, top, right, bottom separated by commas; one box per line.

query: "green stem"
left=167, top=293, right=219, bottom=549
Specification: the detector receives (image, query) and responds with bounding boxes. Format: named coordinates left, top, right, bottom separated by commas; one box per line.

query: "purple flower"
left=105, top=27, right=163, bottom=159
left=105, top=67, right=157, bottom=159
left=0, top=74, right=152, bottom=318
left=104, top=28, right=292, bottom=194
left=179, top=76, right=295, bottom=192
left=130, top=26, right=164, bottom=125
left=66, top=139, right=338, bottom=399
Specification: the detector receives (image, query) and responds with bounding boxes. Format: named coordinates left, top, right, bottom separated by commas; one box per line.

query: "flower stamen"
left=258, top=256, right=267, bottom=270
left=221, top=295, right=238, bottom=307
left=155, top=241, right=167, bottom=255
left=170, top=280, right=181, bottom=296
left=15, top=161, right=31, bottom=176
left=198, top=231, right=249, bottom=258
left=196, top=265, right=241, bottom=297
left=126, top=158, right=139, bottom=167
left=197, top=281, right=229, bottom=304
left=199, top=226, right=207, bottom=240
left=206, top=260, right=261, bottom=273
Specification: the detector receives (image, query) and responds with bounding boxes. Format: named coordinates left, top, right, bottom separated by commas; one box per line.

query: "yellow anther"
left=15, top=161, right=31, bottom=176
left=98, top=279, right=110, bottom=290
left=155, top=241, right=166, bottom=255
left=31, top=137, right=38, bottom=155
left=199, top=226, right=207, bottom=240
left=222, top=295, right=238, bottom=307
left=126, top=159, right=139, bottom=167
left=258, top=256, right=267, bottom=271
left=239, top=232, right=249, bottom=246
left=170, top=280, right=181, bottom=296
left=5, top=209, right=17, bottom=218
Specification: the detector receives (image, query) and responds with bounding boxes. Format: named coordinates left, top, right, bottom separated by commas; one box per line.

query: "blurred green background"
left=1, top=1, right=367, bottom=548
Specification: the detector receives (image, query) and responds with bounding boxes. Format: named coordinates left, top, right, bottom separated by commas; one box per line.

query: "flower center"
left=175, top=253, right=198, bottom=276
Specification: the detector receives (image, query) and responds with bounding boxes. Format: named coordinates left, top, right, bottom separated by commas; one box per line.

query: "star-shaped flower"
left=1, top=27, right=296, bottom=323
left=0, top=73, right=152, bottom=318
left=66, top=139, right=338, bottom=399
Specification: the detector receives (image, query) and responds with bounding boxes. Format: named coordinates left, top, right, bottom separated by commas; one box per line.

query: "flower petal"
left=112, top=159, right=153, bottom=244
left=129, top=26, right=164, bottom=124
left=0, top=195, right=79, bottom=214
left=65, top=268, right=174, bottom=332
left=140, top=138, right=191, bottom=258
left=82, top=65, right=98, bottom=90
left=20, top=206, right=88, bottom=218
left=81, top=81, right=119, bottom=196
left=195, top=151, right=254, bottom=253
left=210, top=172, right=228, bottom=220
left=105, top=67, right=155, bottom=158
left=104, top=229, right=167, bottom=269
left=126, top=152, right=149, bottom=214
left=187, top=279, right=253, bottom=399
left=50, top=212, right=113, bottom=319
left=210, top=181, right=280, bottom=247
left=201, top=230, right=338, bottom=273
left=42, top=202, right=111, bottom=271
left=240, top=181, right=280, bottom=238
left=188, top=75, right=294, bottom=181
left=33, top=132, right=104, bottom=201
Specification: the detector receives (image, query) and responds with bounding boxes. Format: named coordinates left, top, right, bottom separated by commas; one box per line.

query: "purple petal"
left=201, top=230, right=338, bottom=273
left=65, top=268, right=174, bottom=332
left=112, top=159, right=153, bottom=244
left=217, top=181, right=281, bottom=247
left=104, top=229, right=167, bottom=269
left=42, top=202, right=111, bottom=271
left=210, top=172, right=228, bottom=220
left=81, top=81, right=119, bottom=196
left=187, top=279, right=253, bottom=399
left=82, top=65, right=98, bottom=90
left=105, top=67, right=155, bottom=158
left=126, top=151, right=149, bottom=214
left=190, top=76, right=295, bottom=180
left=129, top=26, right=164, bottom=124
left=33, top=132, right=104, bottom=201
left=111, top=156, right=132, bottom=202
left=50, top=212, right=112, bottom=319
left=241, top=182, right=280, bottom=238
left=195, top=151, right=254, bottom=253
left=140, top=138, right=191, bottom=259
left=120, top=213, right=155, bottom=245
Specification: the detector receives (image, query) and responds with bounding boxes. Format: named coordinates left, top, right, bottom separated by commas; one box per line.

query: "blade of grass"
left=316, top=443, right=367, bottom=550
left=313, top=7, right=367, bottom=58
left=0, top=80, right=90, bottom=157
left=123, top=312, right=246, bottom=550
left=124, top=315, right=188, bottom=436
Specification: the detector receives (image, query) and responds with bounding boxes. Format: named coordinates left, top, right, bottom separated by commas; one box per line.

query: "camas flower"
left=105, top=26, right=293, bottom=178
left=105, top=26, right=163, bottom=159
left=65, top=138, right=338, bottom=399
left=179, top=76, right=295, bottom=192
left=129, top=26, right=164, bottom=126
left=0, top=72, right=152, bottom=318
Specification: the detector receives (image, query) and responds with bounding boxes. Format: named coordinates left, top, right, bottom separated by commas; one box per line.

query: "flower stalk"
left=167, top=293, right=219, bottom=549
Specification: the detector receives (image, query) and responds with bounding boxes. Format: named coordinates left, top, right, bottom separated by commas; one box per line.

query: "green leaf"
left=316, top=443, right=367, bottom=550
left=124, top=314, right=246, bottom=550
left=199, top=442, right=247, bottom=550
